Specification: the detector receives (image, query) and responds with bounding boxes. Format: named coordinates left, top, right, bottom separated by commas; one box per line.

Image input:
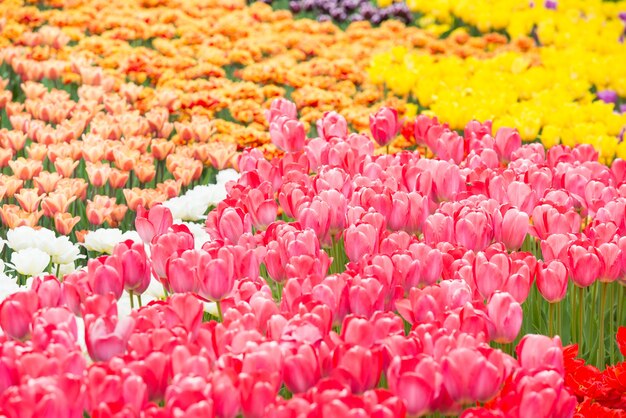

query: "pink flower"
left=85, top=315, right=135, bottom=362
left=369, top=107, right=400, bottom=146
left=270, top=115, right=306, bottom=153
left=135, top=204, right=173, bottom=244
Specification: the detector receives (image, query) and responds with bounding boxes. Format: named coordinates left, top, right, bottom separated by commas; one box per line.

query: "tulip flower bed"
left=1, top=96, right=626, bottom=417
left=368, top=0, right=626, bottom=161
left=1, top=0, right=626, bottom=417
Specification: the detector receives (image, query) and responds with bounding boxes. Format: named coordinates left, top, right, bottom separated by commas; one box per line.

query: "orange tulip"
left=15, top=188, right=44, bottom=213
left=0, top=147, right=13, bottom=167
left=9, top=158, right=43, bottom=181
left=54, top=212, right=81, bottom=235
left=5, top=130, right=27, bottom=152
left=156, top=179, right=182, bottom=199
left=109, top=168, right=129, bottom=189
left=54, top=157, right=80, bottom=177
left=0, top=176, right=24, bottom=198
left=123, top=188, right=146, bottom=212
left=150, top=138, right=175, bottom=160
left=33, top=171, right=62, bottom=194
left=113, top=148, right=138, bottom=172
left=86, top=195, right=116, bottom=226
left=26, top=142, right=48, bottom=161
left=42, top=192, right=77, bottom=217
left=208, top=142, right=237, bottom=170
left=81, top=141, right=105, bottom=163
left=134, top=163, right=156, bottom=184
left=86, top=162, right=111, bottom=188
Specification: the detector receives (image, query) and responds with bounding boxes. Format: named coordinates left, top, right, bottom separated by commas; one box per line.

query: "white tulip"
left=47, top=236, right=82, bottom=265
left=216, top=168, right=240, bottom=186
left=6, top=226, right=38, bottom=251
left=83, top=228, right=123, bottom=254
left=11, top=248, right=50, bottom=276
left=163, top=195, right=208, bottom=221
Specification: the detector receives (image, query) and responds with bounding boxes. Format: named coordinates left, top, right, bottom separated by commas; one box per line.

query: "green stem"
left=216, top=300, right=223, bottom=322
left=137, top=294, right=143, bottom=308
left=579, top=286, right=584, bottom=355
left=549, top=302, right=555, bottom=337
left=599, top=282, right=607, bottom=368
left=129, top=290, right=135, bottom=309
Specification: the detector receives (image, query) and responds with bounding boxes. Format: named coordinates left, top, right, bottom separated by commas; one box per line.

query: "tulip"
left=88, top=255, right=124, bottom=300
left=11, top=247, right=50, bottom=277
left=85, top=315, right=135, bottom=362
left=113, top=239, right=151, bottom=295
left=536, top=260, right=568, bottom=303
left=317, top=111, right=348, bottom=140
left=369, top=107, right=400, bottom=147
left=200, top=247, right=236, bottom=302
left=498, top=208, right=529, bottom=251
left=441, top=348, right=504, bottom=404
left=487, top=292, right=523, bottom=343
left=270, top=115, right=306, bottom=153
left=387, top=356, right=441, bottom=416
left=515, top=334, right=564, bottom=373
left=0, top=290, right=38, bottom=340
left=494, top=127, right=521, bottom=162
left=135, top=204, right=173, bottom=244
left=568, top=244, right=601, bottom=288
left=284, top=345, right=321, bottom=393
left=344, top=222, right=379, bottom=262
left=332, top=345, right=383, bottom=393
left=265, top=98, right=298, bottom=124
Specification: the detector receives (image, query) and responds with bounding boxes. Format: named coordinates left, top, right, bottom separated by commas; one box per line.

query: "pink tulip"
left=206, top=205, right=252, bottom=244
left=332, top=345, right=383, bottom=393
left=596, top=242, right=621, bottom=282
left=317, top=111, right=348, bottom=140
left=516, top=334, right=564, bottom=373
left=387, top=355, right=441, bottom=416
left=441, top=347, right=504, bottom=404
left=113, top=239, right=151, bottom=294
left=498, top=208, right=529, bottom=251
left=423, top=213, right=454, bottom=245
left=31, top=275, right=62, bottom=308
left=166, top=249, right=206, bottom=293
left=568, top=244, right=601, bottom=288
left=270, top=115, right=306, bottom=153
left=243, top=183, right=276, bottom=223
left=150, top=226, right=195, bottom=279
left=200, top=247, right=236, bottom=301
left=531, top=204, right=581, bottom=240
left=369, top=107, right=400, bottom=147
left=135, top=204, right=173, bottom=244
left=88, top=255, right=124, bottom=300
left=239, top=372, right=281, bottom=418
left=388, top=191, right=429, bottom=233
left=494, top=127, right=521, bottom=162
left=0, top=290, right=38, bottom=340
left=536, top=260, right=568, bottom=303
left=265, top=98, right=298, bottom=124
left=344, top=222, right=379, bottom=262
left=85, top=315, right=135, bottom=362
left=487, top=292, right=522, bottom=343
left=455, top=210, right=493, bottom=252
left=284, top=344, right=321, bottom=393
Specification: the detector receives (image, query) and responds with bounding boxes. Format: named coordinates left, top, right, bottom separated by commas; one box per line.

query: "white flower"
left=163, top=195, right=208, bottom=221
left=121, top=231, right=142, bottom=244
left=58, top=262, right=78, bottom=277
left=216, top=168, right=240, bottom=185
left=11, top=248, right=50, bottom=276
left=83, top=228, right=123, bottom=254
left=6, top=226, right=38, bottom=251
left=48, top=236, right=82, bottom=265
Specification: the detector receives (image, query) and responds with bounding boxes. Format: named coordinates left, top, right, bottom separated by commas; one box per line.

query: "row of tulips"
left=1, top=99, right=626, bottom=416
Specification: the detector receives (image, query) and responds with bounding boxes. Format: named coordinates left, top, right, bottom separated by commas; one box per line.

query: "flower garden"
left=0, top=0, right=625, bottom=416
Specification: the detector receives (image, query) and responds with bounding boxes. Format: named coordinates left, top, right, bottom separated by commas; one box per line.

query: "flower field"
left=0, top=0, right=625, bottom=417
